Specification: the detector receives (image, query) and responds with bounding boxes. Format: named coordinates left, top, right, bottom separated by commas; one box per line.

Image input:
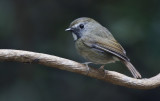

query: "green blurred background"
left=0, top=0, right=160, bottom=101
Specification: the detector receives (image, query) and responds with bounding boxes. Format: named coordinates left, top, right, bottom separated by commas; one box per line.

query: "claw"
left=99, top=65, right=105, bottom=70
left=98, top=65, right=105, bottom=77
left=82, top=62, right=92, bottom=75
left=82, top=62, right=92, bottom=66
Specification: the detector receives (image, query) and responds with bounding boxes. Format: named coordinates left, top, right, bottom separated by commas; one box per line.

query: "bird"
left=65, top=17, right=141, bottom=78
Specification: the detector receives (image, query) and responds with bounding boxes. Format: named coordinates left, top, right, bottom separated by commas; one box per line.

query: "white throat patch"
left=72, top=33, right=78, bottom=41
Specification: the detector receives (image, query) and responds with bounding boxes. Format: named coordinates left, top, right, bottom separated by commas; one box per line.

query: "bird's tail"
left=122, top=61, right=142, bottom=79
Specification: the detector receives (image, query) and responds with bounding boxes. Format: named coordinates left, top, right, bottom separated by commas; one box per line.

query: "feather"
left=81, top=35, right=129, bottom=61
left=81, top=35, right=141, bottom=78
left=122, top=60, right=141, bottom=78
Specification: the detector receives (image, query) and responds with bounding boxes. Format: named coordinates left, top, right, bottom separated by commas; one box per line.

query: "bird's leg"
left=81, top=62, right=92, bottom=75
left=98, top=65, right=105, bottom=77
left=99, top=65, right=105, bottom=70
left=82, top=62, right=92, bottom=66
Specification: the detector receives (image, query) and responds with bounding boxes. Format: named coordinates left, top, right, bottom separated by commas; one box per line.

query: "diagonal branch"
left=0, top=49, right=159, bottom=89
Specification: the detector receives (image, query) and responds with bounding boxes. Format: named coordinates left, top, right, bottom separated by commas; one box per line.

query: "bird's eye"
left=79, top=24, right=84, bottom=29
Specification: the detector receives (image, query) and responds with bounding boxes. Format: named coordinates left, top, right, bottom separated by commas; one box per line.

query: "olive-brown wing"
left=81, top=36, right=129, bottom=61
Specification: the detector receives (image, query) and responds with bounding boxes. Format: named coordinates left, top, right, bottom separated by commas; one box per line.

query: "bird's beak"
left=65, top=28, right=73, bottom=31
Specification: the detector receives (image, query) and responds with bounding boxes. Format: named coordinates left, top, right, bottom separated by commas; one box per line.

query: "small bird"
left=65, top=17, right=141, bottom=78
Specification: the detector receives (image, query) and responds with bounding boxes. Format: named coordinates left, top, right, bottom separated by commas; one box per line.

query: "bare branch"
left=0, top=49, right=159, bottom=89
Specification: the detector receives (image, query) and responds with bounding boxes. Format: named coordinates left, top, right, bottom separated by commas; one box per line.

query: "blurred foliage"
left=0, top=0, right=160, bottom=101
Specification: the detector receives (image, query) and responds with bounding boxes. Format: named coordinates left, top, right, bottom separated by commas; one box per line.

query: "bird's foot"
left=81, top=62, right=92, bottom=66
left=98, top=65, right=105, bottom=77
left=81, top=62, right=92, bottom=75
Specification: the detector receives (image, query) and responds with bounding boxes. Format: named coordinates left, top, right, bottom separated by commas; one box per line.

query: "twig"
left=0, top=49, right=159, bottom=89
